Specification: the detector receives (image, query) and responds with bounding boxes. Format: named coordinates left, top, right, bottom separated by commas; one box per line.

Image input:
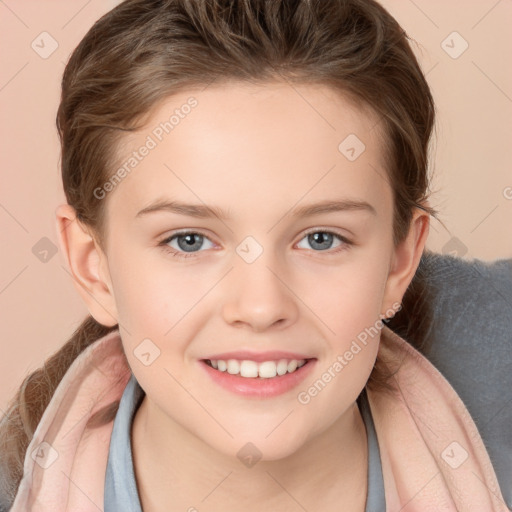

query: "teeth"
left=206, top=358, right=307, bottom=378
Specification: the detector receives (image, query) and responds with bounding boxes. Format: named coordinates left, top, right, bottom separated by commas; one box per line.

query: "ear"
left=381, top=206, right=430, bottom=317
left=55, top=204, right=118, bottom=327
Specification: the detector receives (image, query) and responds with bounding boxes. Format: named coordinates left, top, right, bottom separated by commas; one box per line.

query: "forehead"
left=105, top=80, right=390, bottom=223
left=141, top=80, right=384, bottom=148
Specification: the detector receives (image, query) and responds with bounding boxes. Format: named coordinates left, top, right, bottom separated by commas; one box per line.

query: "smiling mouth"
left=202, top=357, right=315, bottom=379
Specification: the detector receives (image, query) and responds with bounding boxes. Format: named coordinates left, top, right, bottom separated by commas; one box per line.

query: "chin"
left=210, top=431, right=307, bottom=464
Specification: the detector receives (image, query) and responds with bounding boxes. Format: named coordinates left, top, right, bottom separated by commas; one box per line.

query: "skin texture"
left=56, top=81, right=429, bottom=511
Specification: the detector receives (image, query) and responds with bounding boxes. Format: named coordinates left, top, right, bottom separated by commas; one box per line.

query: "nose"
left=221, top=251, right=299, bottom=332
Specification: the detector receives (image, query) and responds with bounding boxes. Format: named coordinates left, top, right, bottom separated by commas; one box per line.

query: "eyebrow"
left=135, top=198, right=376, bottom=220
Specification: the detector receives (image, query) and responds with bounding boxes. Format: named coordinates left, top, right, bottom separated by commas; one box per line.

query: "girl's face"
left=91, top=81, right=427, bottom=460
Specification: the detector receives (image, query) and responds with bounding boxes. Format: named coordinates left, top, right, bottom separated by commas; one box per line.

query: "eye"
left=296, top=229, right=352, bottom=254
left=159, top=230, right=216, bottom=259
left=158, top=228, right=352, bottom=260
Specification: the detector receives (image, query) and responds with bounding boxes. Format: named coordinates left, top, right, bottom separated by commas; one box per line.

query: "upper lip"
left=202, top=350, right=315, bottom=362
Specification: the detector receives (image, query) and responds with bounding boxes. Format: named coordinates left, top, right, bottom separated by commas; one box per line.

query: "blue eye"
left=297, top=229, right=351, bottom=254
left=159, top=231, right=215, bottom=259
left=158, top=229, right=352, bottom=259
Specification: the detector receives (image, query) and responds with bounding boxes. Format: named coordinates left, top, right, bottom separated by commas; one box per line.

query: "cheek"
left=306, top=262, right=388, bottom=406
left=301, top=254, right=389, bottom=332
left=109, top=249, right=208, bottom=333
left=298, top=253, right=390, bottom=393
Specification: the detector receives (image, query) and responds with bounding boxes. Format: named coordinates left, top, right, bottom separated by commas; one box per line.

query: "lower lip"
left=199, top=359, right=317, bottom=398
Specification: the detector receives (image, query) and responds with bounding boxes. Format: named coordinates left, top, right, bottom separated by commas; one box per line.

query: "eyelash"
left=158, top=228, right=353, bottom=260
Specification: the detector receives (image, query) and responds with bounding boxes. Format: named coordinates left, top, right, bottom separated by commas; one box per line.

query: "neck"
left=131, top=396, right=368, bottom=512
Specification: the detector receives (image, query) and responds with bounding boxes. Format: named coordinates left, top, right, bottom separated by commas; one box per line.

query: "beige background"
left=1, top=0, right=511, bottom=410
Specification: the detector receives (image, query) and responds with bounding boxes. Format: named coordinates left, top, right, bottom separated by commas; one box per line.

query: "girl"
left=0, top=0, right=509, bottom=510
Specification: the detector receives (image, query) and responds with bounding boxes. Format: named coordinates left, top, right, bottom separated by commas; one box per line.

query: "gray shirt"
left=103, top=251, right=512, bottom=511
left=419, top=252, right=512, bottom=509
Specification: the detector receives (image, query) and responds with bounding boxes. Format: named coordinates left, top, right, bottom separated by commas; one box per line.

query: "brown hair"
left=0, top=0, right=439, bottom=503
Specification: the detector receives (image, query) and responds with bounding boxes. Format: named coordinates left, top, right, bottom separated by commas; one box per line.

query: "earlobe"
left=55, top=204, right=118, bottom=327
left=381, top=208, right=430, bottom=316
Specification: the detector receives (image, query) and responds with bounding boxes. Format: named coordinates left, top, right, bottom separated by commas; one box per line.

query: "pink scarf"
left=10, top=326, right=509, bottom=511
